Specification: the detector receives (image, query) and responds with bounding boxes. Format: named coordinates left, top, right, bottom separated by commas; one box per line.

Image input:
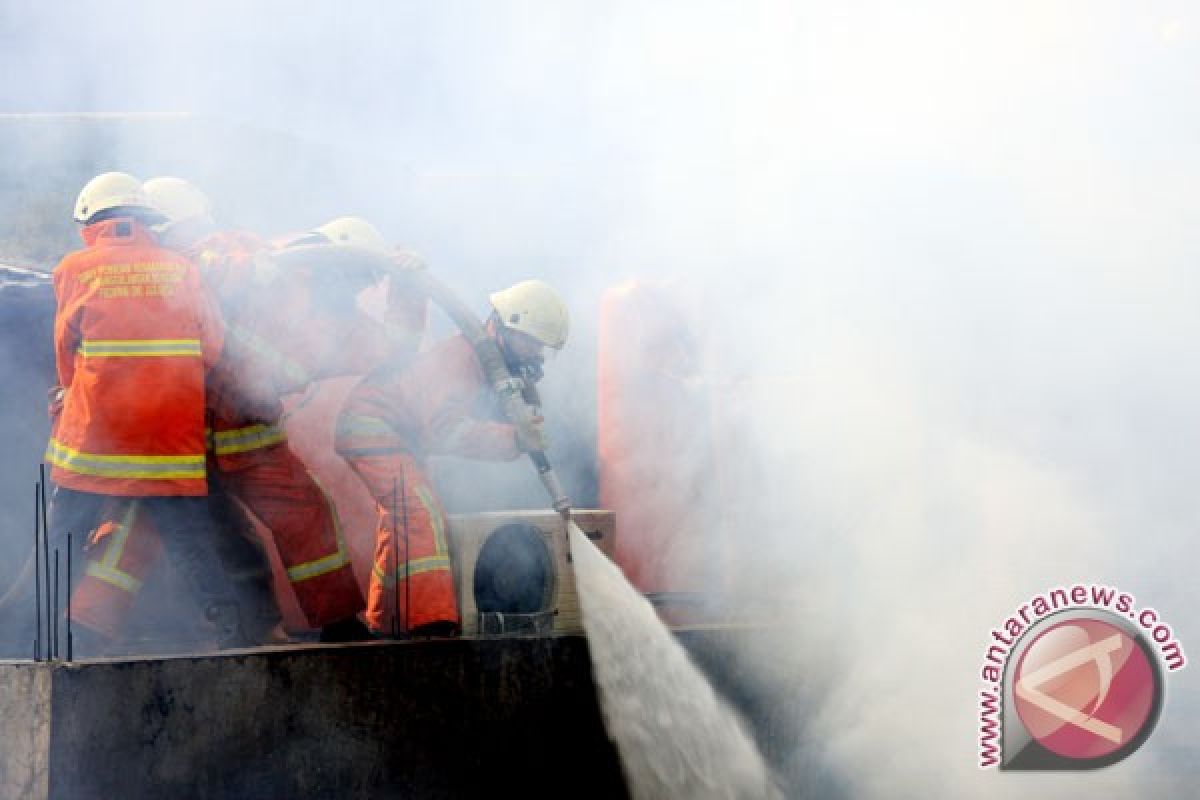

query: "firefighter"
left=65, top=177, right=285, bottom=646
left=335, top=279, right=569, bottom=637
left=196, top=210, right=380, bottom=642
left=84, top=177, right=421, bottom=642
left=45, top=172, right=248, bottom=651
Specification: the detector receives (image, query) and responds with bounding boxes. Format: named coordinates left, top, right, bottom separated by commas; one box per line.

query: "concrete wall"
left=0, top=663, right=51, bottom=800
left=0, top=627, right=812, bottom=799
left=41, top=638, right=627, bottom=800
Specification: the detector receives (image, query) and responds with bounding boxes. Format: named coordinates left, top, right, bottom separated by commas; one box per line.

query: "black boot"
left=319, top=615, right=374, bottom=643
left=409, top=621, right=459, bottom=639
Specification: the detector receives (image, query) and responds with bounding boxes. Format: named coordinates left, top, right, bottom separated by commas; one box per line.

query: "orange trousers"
left=70, top=500, right=163, bottom=639
left=340, top=451, right=459, bottom=635
left=71, top=444, right=364, bottom=636
left=55, top=489, right=248, bottom=647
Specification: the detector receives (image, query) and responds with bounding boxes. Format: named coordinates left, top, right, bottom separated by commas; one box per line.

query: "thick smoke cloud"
left=2, top=1, right=1199, bottom=796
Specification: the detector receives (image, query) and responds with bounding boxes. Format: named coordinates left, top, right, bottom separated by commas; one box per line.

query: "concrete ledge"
left=0, top=627, right=806, bottom=799
left=0, top=663, right=50, bottom=798
left=5, top=637, right=628, bottom=800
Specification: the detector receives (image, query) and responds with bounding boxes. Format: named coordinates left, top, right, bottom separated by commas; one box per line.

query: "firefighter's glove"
left=85, top=520, right=121, bottom=553
left=514, top=415, right=548, bottom=453
left=46, top=385, right=65, bottom=423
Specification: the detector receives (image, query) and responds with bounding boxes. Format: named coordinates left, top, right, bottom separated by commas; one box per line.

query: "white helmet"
left=143, top=176, right=213, bottom=226
left=73, top=172, right=151, bottom=223
left=312, top=216, right=390, bottom=254
left=490, top=280, right=570, bottom=350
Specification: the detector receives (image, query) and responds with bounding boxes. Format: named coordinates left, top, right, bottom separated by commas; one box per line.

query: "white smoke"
left=2, top=1, right=1199, bottom=796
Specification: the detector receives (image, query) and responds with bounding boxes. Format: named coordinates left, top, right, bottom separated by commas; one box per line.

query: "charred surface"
left=39, top=637, right=628, bottom=800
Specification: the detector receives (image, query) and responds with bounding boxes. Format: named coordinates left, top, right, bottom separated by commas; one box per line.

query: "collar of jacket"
left=80, top=217, right=156, bottom=247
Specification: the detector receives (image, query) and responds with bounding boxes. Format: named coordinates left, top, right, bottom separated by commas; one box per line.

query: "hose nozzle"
left=530, top=451, right=572, bottom=560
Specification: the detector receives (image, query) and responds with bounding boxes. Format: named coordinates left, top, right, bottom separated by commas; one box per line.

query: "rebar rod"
left=66, top=532, right=73, bottom=661
left=33, top=484, right=41, bottom=661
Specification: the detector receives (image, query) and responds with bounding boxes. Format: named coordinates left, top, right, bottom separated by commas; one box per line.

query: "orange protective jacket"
left=194, top=232, right=400, bottom=471
left=71, top=231, right=380, bottom=632
left=336, top=334, right=521, bottom=463
left=46, top=218, right=222, bottom=497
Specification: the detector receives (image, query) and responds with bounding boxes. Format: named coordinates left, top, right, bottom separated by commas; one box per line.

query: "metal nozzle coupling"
left=530, top=454, right=572, bottom=561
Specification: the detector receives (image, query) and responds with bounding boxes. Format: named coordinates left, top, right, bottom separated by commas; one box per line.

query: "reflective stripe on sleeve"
left=335, top=445, right=406, bottom=458
left=79, top=339, right=202, bottom=357
left=336, top=415, right=396, bottom=438
left=226, top=325, right=310, bottom=386
left=45, top=439, right=206, bottom=480
left=334, top=414, right=405, bottom=457
left=212, top=423, right=287, bottom=456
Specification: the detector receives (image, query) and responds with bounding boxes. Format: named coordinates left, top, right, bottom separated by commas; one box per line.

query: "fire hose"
left=274, top=245, right=574, bottom=549
left=403, top=269, right=571, bottom=509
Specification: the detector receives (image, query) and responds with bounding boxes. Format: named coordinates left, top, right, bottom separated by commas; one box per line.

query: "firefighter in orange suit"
left=336, top=280, right=569, bottom=636
left=71, top=177, right=421, bottom=642
left=45, top=172, right=248, bottom=650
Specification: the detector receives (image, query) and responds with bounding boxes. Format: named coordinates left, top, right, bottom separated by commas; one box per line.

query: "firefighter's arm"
left=423, top=350, right=523, bottom=460
left=384, top=274, right=429, bottom=356
left=432, top=416, right=523, bottom=461
left=51, top=268, right=79, bottom=389
left=194, top=270, right=226, bottom=369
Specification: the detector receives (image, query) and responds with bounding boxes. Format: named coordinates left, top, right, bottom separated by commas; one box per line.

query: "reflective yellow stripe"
left=335, top=415, right=395, bottom=438
left=414, top=486, right=449, bottom=555
left=45, top=439, right=205, bottom=480
left=371, top=484, right=452, bottom=585
left=46, top=440, right=204, bottom=465
left=212, top=423, right=287, bottom=456
left=286, top=549, right=351, bottom=583
left=85, top=561, right=143, bottom=593
left=334, top=415, right=404, bottom=458
left=101, top=504, right=138, bottom=568
left=227, top=325, right=309, bottom=386
left=284, top=474, right=351, bottom=584
left=79, top=338, right=202, bottom=357
left=372, top=555, right=453, bottom=585
left=87, top=504, right=143, bottom=594
left=336, top=445, right=405, bottom=458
